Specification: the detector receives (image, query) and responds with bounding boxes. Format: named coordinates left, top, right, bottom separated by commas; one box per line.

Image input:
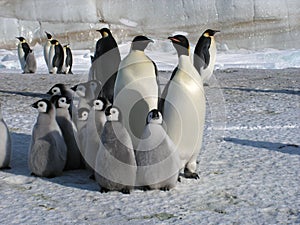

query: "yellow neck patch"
left=204, top=32, right=210, bottom=38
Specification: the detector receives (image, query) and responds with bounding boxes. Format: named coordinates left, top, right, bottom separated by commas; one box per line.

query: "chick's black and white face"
left=58, top=97, right=70, bottom=109
left=37, top=101, right=48, bottom=113
left=78, top=110, right=89, bottom=121
left=147, top=110, right=163, bottom=124
left=89, top=80, right=100, bottom=92
left=93, top=99, right=104, bottom=111
left=76, top=85, right=86, bottom=97
left=51, top=87, right=61, bottom=96
left=106, top=107, right=119, bottom=121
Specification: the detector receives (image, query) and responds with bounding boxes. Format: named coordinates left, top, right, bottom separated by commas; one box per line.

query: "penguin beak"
left=168, top=36, right=180, bottom=43
left=105, top=110, right=111, bottom=116
left=46, top=90, right=52, bottom=95
left=31, top=102, right=38, bottom=109
left=70, top=85, right=77, bottom=91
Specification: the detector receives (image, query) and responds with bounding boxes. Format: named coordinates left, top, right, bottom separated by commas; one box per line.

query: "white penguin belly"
left=44, top=41, right=51, bottom=70
left=18, top=45, right=26, bottom=70
left=48, top=45, right=56, bottom=74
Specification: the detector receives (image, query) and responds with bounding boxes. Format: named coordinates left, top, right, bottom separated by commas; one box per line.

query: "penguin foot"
left=142, top=186, right=151, bottom=191
left=100, top=187, right=109, bottom=193
left=160, top=186, right=170, bottom=191
left=177, top=176, right=181, bottom=182
left=120, top=188, right=130, bottom=194
left=89, top=174, right=95, bottom=180
left=0, top=166, right=11, bottom=170
left=184, top=169, right=199, bottom=179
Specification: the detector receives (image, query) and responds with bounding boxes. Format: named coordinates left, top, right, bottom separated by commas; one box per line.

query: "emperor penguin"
left=49, top=39, right=64, bottom=74
left=0, top=103, right=12, bottom=169
left=95, top=106, right=136, bottom=194
left=16, top=37, right=34, bottom=73
left=29, top=99, right=67, bottom=178
left=84, top=96, right=109, bottom=171
left=24, top=49, right=37, bottom=73
left=114, top=35, right=159, bottom=149
left=193, top=29, right=219, bottom=84
left=44, top=31, right=53, bottom=72
left=89, top=28, right=121, bottom=103
left=135, top=109, right=180, bottom=191
left=76, top=107, right=90, bottom=153
left=50, top=95, right=83, bottom=170
left=62, top=44, right=73, bottom=74
left=161, top=35, right=206, bottom=179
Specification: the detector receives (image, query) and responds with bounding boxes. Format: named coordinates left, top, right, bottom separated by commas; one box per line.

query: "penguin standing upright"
left=114, top=35, right=159, bottom=148
left=50, top=95, right=83, bottom=170
left=135, top=109, right=180, bottom=191
left=76, top=107, right=90, bottom=153
left=193, top=29, right=219, bottom=84
left=16, top=37, right=36, bottom=73
left=62, top=44, right=73, bottom=74
left=95, top=106, right=136, bottom=194
left=24, top=49, right=37, bottom=73
left=0, top=103, right=11, bottom=169
left=44, top=31, right=53, bottom=72
left=29, top=99, right=67, bottom=178
left=161, top=35, right=206, bottom=179
left=89, top=28, right=121, bottom=103
left=49, top=39, right=64, bottom=74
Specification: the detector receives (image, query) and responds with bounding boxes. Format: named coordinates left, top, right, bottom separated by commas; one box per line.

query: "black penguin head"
left=77, top=107, right=90, bottom=121
left=50, top=95, right=71, bottom=109
left=45, top=31, right=52, bottom=39
left=131, top=35, right=154, bottom=51
left=203, top=29, right=220, bottom=37
left=146, top=109, right=163, bottom=125
left=97, top=28, right=112, bottom=38
left=31, top=99, right=53, bottom=113
left=105, top=106, right=121, bottom=122
left=63, top=44, right=70, bottom=49
left=92, top=97, right=108, bottom=111
left=47, top=83, right=66, bottom=96
left=50, top=39, right=59, bottom=45
left=168, top=35, right=190, bottom=57
left=16, top=37, right=26, bottom=43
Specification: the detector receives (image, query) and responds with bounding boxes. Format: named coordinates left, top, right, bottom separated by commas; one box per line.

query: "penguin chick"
left=193, top=29, right=219, bottom=84
left=135, top=109, right=180, bottom=191
left=162, top=35, right=206, bottom=179
left=95, top=106, right=136, bottom=194
left=114, top=35, right=159, bottom=149
left=24, top=49, right=37, bottom=73
left=0, top=103, right=12, bottom=169
left=83, top=96, right=109, bottom=171
left=49, top=39, right=64, bottom=74
left=62, top=44, right=73, bottom=74
left=76, top=107, right=90, bottom=154
left=28, top=99, right=67, bottom=178
left=50, top=95, right=83, bottom=170
left=44, top=31, right=53, bottom=72
left=16, top=37, right=31, bottom=73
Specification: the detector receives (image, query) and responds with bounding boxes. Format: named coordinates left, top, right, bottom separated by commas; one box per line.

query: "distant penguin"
left=16, top=37, right=33, bottom=73
left=95, top=106, right=136, bottom=194
left=62, top=44, right=73, bottom=74
left=135, top=109, right=180, bottom=191
left=44, top=31, right=53, bottom=72
left=29, top=99, right=67, bottom=178
left=24, top=49, right=37, bottom=73
left=49, top=39, right=64, bottom=74
left=0, top=103, right=12, bottom=169
left=193, top=29, right=219, bottom=84
left=50, top=95, right=83, bottom=170
left=114, top=35, right=159, bottom=148
left=84, top=96, right=109, bottom=171
left=89, top=28, right=121, bottom=103
left=161, top=35, right=206, bottom=179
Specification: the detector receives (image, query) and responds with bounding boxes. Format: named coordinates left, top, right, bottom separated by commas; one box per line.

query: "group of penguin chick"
left=16, top=32, right=73, bottom=74
left=3, top=27, right=219, bottom=194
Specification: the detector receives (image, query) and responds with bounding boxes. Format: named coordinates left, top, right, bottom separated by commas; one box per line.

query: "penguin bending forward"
left=95, top=106, right=136, bottom=194
left=161, top=35, right=206, bottom=179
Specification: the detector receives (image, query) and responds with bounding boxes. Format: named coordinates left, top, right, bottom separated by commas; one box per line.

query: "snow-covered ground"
left=0, top=47, right=299, bottom=224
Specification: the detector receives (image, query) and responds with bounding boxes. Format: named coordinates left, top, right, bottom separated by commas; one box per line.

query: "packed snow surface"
left=0, top=45, right=299, bottom=225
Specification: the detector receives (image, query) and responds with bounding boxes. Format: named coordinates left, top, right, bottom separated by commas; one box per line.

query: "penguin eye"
left=95, top=102, right=100, bottom=106
left=38, top=103, right=43, bottom=108
left=60, top=98, right=66, bottom=103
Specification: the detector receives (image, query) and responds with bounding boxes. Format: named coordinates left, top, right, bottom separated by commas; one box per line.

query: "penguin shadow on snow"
left=224, top=137, right=300, bottom=155
left=0, top=89, right=49, bottom=99
left=222, top=87, right=300, bottom=96
left=5, top=132, right=98, bottom=191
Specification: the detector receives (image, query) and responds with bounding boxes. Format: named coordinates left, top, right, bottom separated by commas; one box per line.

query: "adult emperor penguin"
left=89, top=28, right=121, bottom=103
left=95, top=106, right=136, bottom=194
left=43, top=31, right=53, bottom=72
left=84, top=96, right=109, bottom=171
left=161, top=35, right=206, bottom=179
left=114, top=35, right=159, bottom=148
left=135, top=109, right=180, bottom=191
left=193, top=29, right=219, bottom=84
left=62, top=44, right=73, bottom=74
left=24, top=49, right=37, bottom=73
left=0, top=103, right=12, bottom=169
left=49, top=39, right=64, bottom=74
left=29, top=99, right=67, bottom=178
left=50, top=95, right=83, bottom=170
left=16, top=37, right=32, bottom=73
